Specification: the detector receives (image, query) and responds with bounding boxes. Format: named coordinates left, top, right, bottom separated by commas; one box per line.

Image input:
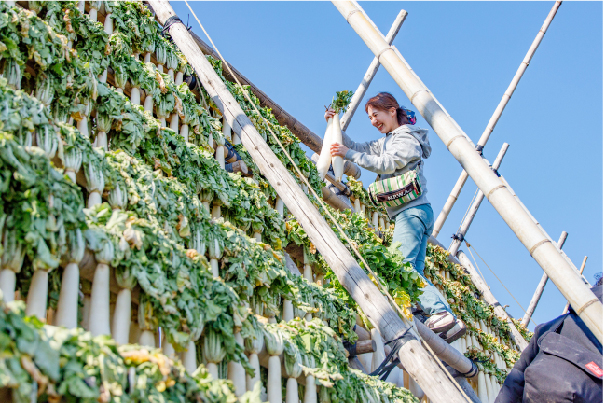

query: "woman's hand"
left=324, top=107, right=336, bottom=122
left=330, top=143, right=349, bottom=158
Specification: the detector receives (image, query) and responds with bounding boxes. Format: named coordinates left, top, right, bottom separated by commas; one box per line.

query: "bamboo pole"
left=448, top=143, right=509, bottom=256
left=562, top=256, right=587, bottom=315
left=148, top=3, right=472, bottom=401
left=340, top=10, right=407, bottom=131
left=334, top=0, right=602, bottom=344
left=520, top=231, right=568, bottom=327
left=432, top=1, right=562, bottom=238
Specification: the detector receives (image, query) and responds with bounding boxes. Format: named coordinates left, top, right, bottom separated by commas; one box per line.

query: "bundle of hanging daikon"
left=316, top=90, right=353, bottom=182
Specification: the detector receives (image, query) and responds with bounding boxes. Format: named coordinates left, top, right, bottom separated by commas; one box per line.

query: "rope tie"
left=161, top=15, right=192, bottom=37
left=529, top=239, right=551, bottom=257
left=575, top=298, right=599, bottom=315
left=369, top=328, right=413, bottom=380
left=376, top=46, right=394, bottom=62
left=410, top=89, right=428, bottom=104
left=346, top=9, right=360, bottom=22
left=446, top=134, right=465, bottom=149
left=486, top=184, right=506, bottom=199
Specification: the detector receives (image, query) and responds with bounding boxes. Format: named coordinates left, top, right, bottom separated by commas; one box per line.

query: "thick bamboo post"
left=432, top=1, right=562, bottom=237
left=448, top=143, right=509, bottom=256
left=334, top=0, right=602, bottom=343
left=340, top=10, right=408, bottom=131
left=562, top=256, right=587, bottom=315
left=521, top=231, right=568, bottom=327
left=148, top=2, right=472, bottom=401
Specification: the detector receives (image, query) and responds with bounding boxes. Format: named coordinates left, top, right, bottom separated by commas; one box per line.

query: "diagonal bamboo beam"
left=520, top=231, right=568, bottom=327
left=148, top=2, right=472, bottom=401
left=340, top=9, right=407, bottom=131
left=333, top=0, right=602, bottom=344
left=448, top=143, right=509, bottom=257
left=432, top=1, right=562, bottom=238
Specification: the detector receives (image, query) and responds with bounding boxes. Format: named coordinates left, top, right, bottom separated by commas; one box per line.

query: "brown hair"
left=365, top=92, right=407, bottom=125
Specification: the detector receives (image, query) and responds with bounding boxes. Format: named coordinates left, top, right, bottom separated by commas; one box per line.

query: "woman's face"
left=367, top=105, right=399, bottom=134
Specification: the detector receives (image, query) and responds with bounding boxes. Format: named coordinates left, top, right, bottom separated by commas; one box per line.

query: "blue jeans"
left=392, top=204, right=453, bottom=316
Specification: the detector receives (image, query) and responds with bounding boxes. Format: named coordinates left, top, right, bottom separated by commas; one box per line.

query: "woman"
left=326, top=92, right=464, bottom=341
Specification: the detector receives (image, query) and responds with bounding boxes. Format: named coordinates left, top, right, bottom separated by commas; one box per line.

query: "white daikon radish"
left=88, top=1, right=101, bottom=22
left=89, top=240, right=114, bottom=336
left=25, top=269, right=49, bottom=319
left=316, top=117, right=333, bottom=180
left=485, top=371, right=493, bottom=402
left=227, top=331, right=246, bottom=396
left=200, top=189, right=213, bottom=214
left=180, top=124, right=189, bottom=142
left=353, top=198, right=361, bottom=214
left=303, top=355, right=317, bottom=403
left=245, top=327, right=264, bottom=392
left=303, top=250, right=313, bottom=283
left=0, top=233, right=25, bottom=303
left=103, top=11, right=113, bottom=35
left=54, top=229, right=85, bottom=328
left=144, top=92, right=154, bottom=113
left=372, top=211, right=379, bottom=228
left=282, top=299, right=294, bottom=322
left=477, top=371, right=488, bottom=403
left=215, top=137, right=226, bottom=169
left=85, top=161, right=104, bottom=208
left=112, top=288, right=131, bottom=344
left=183, top=340, right=198, bottom=373
left=170, top=113, right=179, bottom=134
left=275, top=197, right=284, bottom=216
left=204, top=328, right=226, bottom=379
left=139, top=330, right=156, bottom=348
left=331, top=114, right=344, bottom=181
left=266, top=330, right=283, bottom=403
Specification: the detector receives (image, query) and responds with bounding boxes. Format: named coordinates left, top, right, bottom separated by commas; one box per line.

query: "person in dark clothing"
left=495, top=285, right=603, bottom=402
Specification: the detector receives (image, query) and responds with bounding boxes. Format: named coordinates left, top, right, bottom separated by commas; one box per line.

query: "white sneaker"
left=424, top=312, right=456, bottom=333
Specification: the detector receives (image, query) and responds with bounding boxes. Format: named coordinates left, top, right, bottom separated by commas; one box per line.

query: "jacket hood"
left=394, top=125, right=432, bottom=159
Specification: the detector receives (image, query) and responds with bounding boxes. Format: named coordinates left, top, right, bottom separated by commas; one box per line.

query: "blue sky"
left=173, top=1, right=602, bottom=330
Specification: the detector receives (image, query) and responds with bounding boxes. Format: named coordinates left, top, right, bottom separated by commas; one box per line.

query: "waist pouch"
left=368, top=166, right=422, bottom=207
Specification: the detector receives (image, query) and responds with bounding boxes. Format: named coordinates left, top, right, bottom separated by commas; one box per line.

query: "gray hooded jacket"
left=343, top=124, right=432, bottom=218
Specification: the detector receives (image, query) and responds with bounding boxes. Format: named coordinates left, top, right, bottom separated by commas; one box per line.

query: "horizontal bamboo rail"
left=334, top=0, right=602, bottom=344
